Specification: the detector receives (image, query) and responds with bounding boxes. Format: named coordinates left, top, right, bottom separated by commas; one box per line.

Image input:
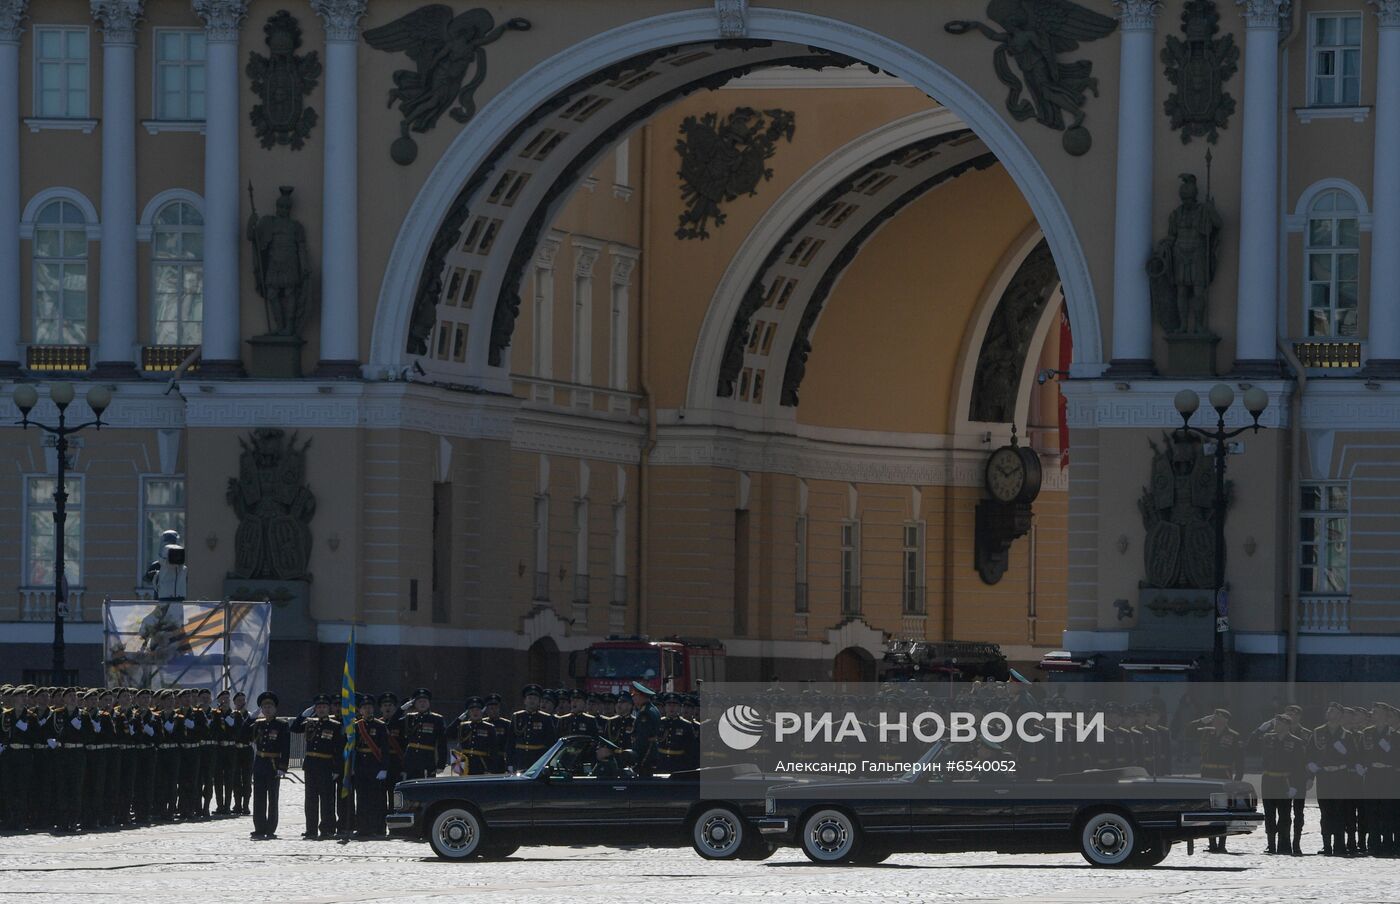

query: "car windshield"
left=586, top=648, right=661, bottom=680
left=523, top=736, right=597, bottom=779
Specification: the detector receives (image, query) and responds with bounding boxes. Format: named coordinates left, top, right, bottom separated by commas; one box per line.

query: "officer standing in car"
left=629, top=682, right=661, bottom=777
left=250, top=692, right=289, bottom=840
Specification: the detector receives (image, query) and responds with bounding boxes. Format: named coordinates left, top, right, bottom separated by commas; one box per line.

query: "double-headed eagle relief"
left=363, top=4, right=531, bottom=165
left=246, top=10, right=321, bottom=151
left=226, top=428, right=316, bottom=582
left=1162, top=0, right=1239, bottom=144
left=946, top=0, right=1117, bottom=156
left=675, top=107, right=796, bottom=240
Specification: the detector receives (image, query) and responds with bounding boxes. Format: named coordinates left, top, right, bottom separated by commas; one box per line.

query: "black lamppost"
left=1171, top=384, right=1268, bottom=682
left=11, top=381, right=111, bottom=684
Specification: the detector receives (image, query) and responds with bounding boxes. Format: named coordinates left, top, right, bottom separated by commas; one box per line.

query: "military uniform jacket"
left=52, top=706, right=94, bottom=748
left=159, top=711, right=185, bottom=745
left=1256, top=731, right=1306, bottom=793
left=507, top=710, right=557, bottom=768
left=291, top=714, right=344, bottom=768
left=252, top=716, right=291, bottom=772
left=631, top=703, right=661, bottom=769
left=402, top=710, right=450, bottom=771
left=555, top=712, right=598, bottom=738
left=351, top=716, right=390, bottom=777
left=4, top=706, right=42, bottom=751
left=452, top=718, right=499, bottom=773
left=229, top=710, right=255, bottom=747
left=212, top=707, right=237, bottom=745
left=1310, top=724, right=1354, bottom=781
left=1198, top=727, right=1243, bottom=780
left=129, top=707, right=159, bottom=747
left=383, top=711, right=405, bottom=775
left=656, top=716, right=699, bottom=770
left=609, top=712, right=637, bottom=751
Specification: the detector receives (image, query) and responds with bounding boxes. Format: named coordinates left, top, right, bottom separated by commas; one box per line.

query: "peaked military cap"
left=484, top=693, right=502, bottom=705
left=257, top=691, right=279, bottom=706
left=378, top=691, right=399, bottom=704
left=630, top=681, right=656, bottom=697
left=465, top=696, right=484, bottom=708
left=412, top=687, right=432, bottom=701
left=521, top=683, right=544, bottom=698
left=312, top=693, right=333, bottom=706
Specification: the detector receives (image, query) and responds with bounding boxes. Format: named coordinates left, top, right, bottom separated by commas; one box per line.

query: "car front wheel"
left=692, top=806, right=747, bottom=860
left=429, top=806, right=485, bottom=860
left=801, top=808, right=860, bottom=864
left=1078, top=810, right=1136, bottom=868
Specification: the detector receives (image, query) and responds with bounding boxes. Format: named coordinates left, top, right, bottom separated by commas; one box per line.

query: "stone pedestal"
left=247, top=334, right=306, bottom=378
left=1128, top=588, right=1216, bottom=651
left=223, top=578, right=313, bottom=640
left=1164, top=333, right=1219, bottom=376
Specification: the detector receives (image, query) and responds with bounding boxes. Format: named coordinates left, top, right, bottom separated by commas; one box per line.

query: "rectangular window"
left=1300, top=483, right=1349, bottom=594
left=24, top=475, right=82, bottom=589
left=34, top=27, right=89, bottom=118
left=533, top=494, right=550, bottom=601
left=609, top=281, right=628, bottom=390
left=794, top=514, right=808, bottom=612
left=154, top=29, right=206, bottom=120
left=140, top=476, right=186, bottom=582
left=1310, top=14, right=1362, bottom=106
left=573, top=270, right=592, bottom=385
left=431, top=482, right=451, bottom=623
left=840, top=520, right=861, bottom=615
left=532, top=265, right=554, bottom=379
left=902, top=522, right=926, bottom=614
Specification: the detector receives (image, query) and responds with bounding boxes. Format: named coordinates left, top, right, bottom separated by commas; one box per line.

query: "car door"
left=530, top=771, right=636, bottom=843
left=626, top=773, right=694, bottom=836
left=907, top=746, right=1016, bottom=844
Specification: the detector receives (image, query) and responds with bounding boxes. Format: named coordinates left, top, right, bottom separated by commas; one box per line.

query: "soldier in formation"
left=290, top=692, right=343, bottom=840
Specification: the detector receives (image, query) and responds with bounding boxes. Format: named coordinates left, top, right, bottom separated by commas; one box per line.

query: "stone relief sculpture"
left=226, top=428, right=316, bottom=582
left=1148, top=171, right=1221, bottom=338
left=675, top=107, right=796, bottom=240
left=1138, top=431, right=1223, bottom=589
left=247, top=10, right=321, bottom=150
left=246, top=185, right=313, bottom=338
left=363, top=4, right=531, bottom=165
left=1162, top=0, right=1239, bottom=144
left=945, top=0, right=1118, bottom=155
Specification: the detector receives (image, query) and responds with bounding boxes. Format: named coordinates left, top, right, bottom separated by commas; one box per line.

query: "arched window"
left=1305, top=189, right=1361, bottom=338
left=32, top=199, right=88, bottom=344
left=151, top=201, right=203, bottom=345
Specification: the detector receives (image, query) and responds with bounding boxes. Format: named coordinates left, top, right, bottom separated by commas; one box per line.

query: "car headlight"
left=393, top=791, right=404, bottom=811
left=1209, top=792, right=1228, bottom=809
left=765, top=797, right=776, bottom=816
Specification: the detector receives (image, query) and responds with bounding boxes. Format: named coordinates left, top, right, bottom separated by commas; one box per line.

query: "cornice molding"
left=191, top=0, right=248, bottom=41
left=90, top=0, right=144, bottom=44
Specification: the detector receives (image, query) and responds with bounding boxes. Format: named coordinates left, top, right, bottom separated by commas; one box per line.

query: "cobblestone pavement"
left=1, top=795, right=1396, bottom=904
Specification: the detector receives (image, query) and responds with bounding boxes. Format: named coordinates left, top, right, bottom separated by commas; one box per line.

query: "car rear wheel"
left=692, top=806, right=747, bottom=860
left=1078, top=810, right=1137, bottom=868
left=429, top=806, right=484, bottom=860
left=1126, top=835, right=1170, bottom=868
left=801, top=808, right=860, bottom=864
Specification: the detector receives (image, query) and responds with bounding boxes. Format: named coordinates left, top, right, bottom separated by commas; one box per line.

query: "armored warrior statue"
left=1148, top=171, right=1222, bottom=337
left=246, top=185, right=312, bottom=337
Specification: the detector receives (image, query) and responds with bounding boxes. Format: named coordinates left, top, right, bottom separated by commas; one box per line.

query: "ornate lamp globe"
left=1208, top=383, right=1234, bottom=415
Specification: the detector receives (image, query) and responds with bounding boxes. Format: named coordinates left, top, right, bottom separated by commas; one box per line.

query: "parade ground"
left=0, top=795, right=1393, bottom=904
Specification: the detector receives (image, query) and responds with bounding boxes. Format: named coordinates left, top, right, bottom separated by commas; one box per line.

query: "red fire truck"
left=570, top=635, right=725, bottom=696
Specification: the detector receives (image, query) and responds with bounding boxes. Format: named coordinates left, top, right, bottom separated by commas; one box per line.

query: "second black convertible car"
left=756, top=740, right=1263, bottom=867
left=387, top=734, right=780, bottom=860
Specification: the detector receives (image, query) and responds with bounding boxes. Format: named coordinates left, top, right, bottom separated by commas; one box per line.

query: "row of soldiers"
left=0, top=684, right=257, bottom=834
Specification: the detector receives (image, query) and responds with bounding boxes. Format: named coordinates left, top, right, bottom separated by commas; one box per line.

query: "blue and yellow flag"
left=340, top=627, right=356, bottom=798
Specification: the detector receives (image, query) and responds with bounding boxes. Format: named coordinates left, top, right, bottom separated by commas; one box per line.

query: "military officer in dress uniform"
left=1254, top=712, right=1306, bottom=854
left=556, top=690, right=598, bottom=739
left=2, top=686, right=39, bottom=831
left=508, top=685, right=557, bottom=772
left=610, top=693, right=637, bottom=751
left=452, top=697, right=499, bottom=777
left=377, top=692, right=405, bottom=814
left=484, top=693, right=510, bottom=773
left=175, top=688, right=203, bottom=820
left=1311, top=702, right=1353, bottom=856
left=629, top=681, right=661, bottom=777
left=402, top=688, right=449, bottom=779
left=587, top=737, right=625, bottom=778
left=154, top=690, right=182, bottom=821
left=350, top=693, right=390, bottom=838
left=229, top=692, right=254, bottom=815
left=656, top=693, right=699, bottom=773
left=250, top=691, right=290, bottom=839
left=291, top=693, right=343, bottom=839
left=211, top=689, right=236, bottom=815
left=130, top=688, right=158, bottom=825
left=51, top=688, right=91, bottom=832
left=1197, top=707, right=1243, bottom=853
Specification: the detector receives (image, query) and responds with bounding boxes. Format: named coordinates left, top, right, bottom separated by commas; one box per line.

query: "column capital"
left=0, top=0, right=28, bottom=44
left=1113, top=0, right=1163, bottom=31
left=1236, top=0, right=1290, bottom=29
left=192, top=0, right=248, bottom=42
left=91, top=0, right=143, bottom=44
left=311, top=0, right=367, bottom=42
left=1372, top=0, right=1400, bottom=28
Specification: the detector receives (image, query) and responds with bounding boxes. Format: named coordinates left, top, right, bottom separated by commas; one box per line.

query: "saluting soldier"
left=401, top=688, right=449, bottom=779
left=484, top=693, right=510, bottom=773
left=1311, top=702, right=1353, bottom=856
left=129, top=688, right=158, bottom=825
left=250, top=691, right=290, bottom=840
left=2, top=686, right=39, bottom=831
left=195, top=688, right=218, bottom=818
left=377, top=692, right=405, bottom=815
left=154, top=691, right=182, bottom=821
left=1254, top=713, right=1306, bottom=854
left=52, top=687, right=92, bottom=832
left=350, top=693, right=390, bottom=838
left=229, top=692, right=255, bottom=815
left=629, top=682, right=661, bottom=777
left=555, top=690, right=598, bottom=738
left=508, top=684, right=557, bottom=772
left=1283, top=703, right=1312, bottom=854
left=1197, top=708, right=1243, bottom=853
left=211, top=689, right=236, bottom=815
left=175, top=688, right=203, bottom=820
left=453, top=697, right=499, bottom=777
left=291, top=693, right=343, bottom=840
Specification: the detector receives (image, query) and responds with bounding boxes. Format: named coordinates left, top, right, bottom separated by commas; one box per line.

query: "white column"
left=0, top=1, right=26, bottom=375
left=1366, top=0, right=1400, bottom=372
left=1108, top=0, right=1162, bottom=372
left=311, top=0, right=366, bottom=377
left=1234, top=0, right=1288, bottom=371
left=91, top=1, right=143, bottom=377
left=193, top=0, right=247, bottom=376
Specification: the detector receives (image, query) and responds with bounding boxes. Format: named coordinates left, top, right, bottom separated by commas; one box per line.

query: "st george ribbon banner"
left=102, top=599, right=272, bottom=696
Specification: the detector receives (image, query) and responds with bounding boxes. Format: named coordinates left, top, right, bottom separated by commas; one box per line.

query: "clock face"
left=986, top=446, right=1026, bottom=503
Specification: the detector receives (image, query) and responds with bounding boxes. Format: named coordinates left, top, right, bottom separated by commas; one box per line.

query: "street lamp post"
left=10, top=381, right=112, bottom=685
left=1172, top=384, right=1269, bottom=682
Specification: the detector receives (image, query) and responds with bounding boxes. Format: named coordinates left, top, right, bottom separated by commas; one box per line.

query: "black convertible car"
left=387, top=734, right=781, bottom=860
left=756, top=740, right=1263, bottom=867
